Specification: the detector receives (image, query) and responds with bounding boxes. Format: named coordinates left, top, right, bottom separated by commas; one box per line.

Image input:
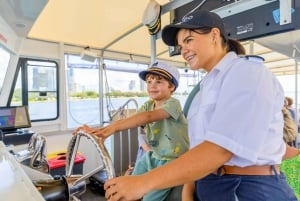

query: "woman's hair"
left=226, top=39, right=246, bottom=55
left=285, top=96, right=293, bottom=106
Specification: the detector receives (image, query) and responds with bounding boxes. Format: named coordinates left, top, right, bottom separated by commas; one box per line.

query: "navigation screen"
left=0, top=106, right=31, bottom=130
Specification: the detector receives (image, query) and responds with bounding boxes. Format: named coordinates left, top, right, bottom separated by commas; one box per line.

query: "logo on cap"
left=182, top=15, right=193, bottom=23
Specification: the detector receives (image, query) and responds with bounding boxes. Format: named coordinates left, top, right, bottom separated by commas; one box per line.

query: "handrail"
left=108, top=98, right=140, bottom=175
left=110, top=98, right=139, bottom=120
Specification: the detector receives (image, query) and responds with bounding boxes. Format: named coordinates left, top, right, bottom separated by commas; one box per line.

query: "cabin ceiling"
left=27, top=0, right=184, bottom=64
left=1, top=0, right=300, bottom=75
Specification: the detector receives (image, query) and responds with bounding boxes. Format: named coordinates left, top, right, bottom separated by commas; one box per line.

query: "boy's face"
left=145, top=74, right=175, bottom=101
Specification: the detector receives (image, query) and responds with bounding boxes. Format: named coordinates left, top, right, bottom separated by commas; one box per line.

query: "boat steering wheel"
left=34, top=131, right=115, bottom=201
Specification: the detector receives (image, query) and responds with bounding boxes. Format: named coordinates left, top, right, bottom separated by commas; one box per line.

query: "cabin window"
left=65, top=54, right=101, bottom=128
left=65, top=55, right=150, bottom=128
left=65, top=54, right=202, bottom=129
left=11, top=58, right=59, bottom=121
left=0, top=46, right=10, bottom=95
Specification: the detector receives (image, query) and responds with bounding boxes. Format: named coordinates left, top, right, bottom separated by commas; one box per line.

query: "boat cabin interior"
left=0, top=0, right=299, bottom=200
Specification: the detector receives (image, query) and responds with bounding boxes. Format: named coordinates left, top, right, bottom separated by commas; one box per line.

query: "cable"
left=102, top=63, right=116, bottom=121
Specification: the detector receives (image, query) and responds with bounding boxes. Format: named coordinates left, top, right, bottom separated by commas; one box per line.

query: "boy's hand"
left=91, top=125, right=116, bottom=141
left=72, top=124, right=98, bottom=135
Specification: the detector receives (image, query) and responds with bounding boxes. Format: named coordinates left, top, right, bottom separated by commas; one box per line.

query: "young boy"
left=77, top=61, right=189, bottom=201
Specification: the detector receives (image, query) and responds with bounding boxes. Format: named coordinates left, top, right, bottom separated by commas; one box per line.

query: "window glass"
left=27, top=61, right=58, bottom=120
left=11, top=59, right=58, bottom=121
left=27, top=60, right=57, bottom=91
left=65, top=54, right=202, bottom=129
left=11, top=71, right=22, bottom=106
left=0, top=46, right=10, bottom=95
left=66, top=54, right=100, bottom=128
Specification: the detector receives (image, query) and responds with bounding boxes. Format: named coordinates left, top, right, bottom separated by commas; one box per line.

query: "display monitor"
left=0, top=106, right=31, bottom=133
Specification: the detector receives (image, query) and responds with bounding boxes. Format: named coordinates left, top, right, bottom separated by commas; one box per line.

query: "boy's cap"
left=162, top=9, right=228, bottom=46
left=139, top=61, right=180, bottom=88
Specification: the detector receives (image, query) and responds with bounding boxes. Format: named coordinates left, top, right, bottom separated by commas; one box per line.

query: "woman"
left=104, top=10, right=299, bottom=201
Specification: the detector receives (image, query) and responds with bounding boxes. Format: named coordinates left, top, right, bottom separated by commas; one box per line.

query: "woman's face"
left=176, top=28, right=221, bottom=72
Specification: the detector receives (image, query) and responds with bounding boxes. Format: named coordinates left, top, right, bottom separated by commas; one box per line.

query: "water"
left=66, top=96, right=187, bottom=156
left=67, top=96, right=187, bottom=128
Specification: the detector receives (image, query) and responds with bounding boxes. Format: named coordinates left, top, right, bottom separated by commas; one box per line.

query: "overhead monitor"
left=169, top=0, right=300, bottom=56
left=0, top=106, right=31, bottom=132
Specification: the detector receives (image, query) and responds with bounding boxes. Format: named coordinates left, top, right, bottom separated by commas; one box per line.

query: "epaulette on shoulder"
left=240, top=55, right=265, bottom=63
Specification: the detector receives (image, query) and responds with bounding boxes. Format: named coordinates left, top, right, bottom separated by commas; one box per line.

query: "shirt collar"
left=201, top=51, right=238, bottom=84
left=214, top=51, right=238, bottom=72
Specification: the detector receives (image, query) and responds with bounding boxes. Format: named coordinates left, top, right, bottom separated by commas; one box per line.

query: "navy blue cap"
left=162, top=10, right=228, bottom=46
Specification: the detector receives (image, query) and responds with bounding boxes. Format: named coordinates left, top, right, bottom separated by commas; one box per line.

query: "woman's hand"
left=104, top=175, right=147, bottom=201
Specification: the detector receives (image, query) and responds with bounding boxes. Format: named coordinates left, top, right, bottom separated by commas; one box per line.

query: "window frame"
left=8, top=58, right=60, bottom=122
